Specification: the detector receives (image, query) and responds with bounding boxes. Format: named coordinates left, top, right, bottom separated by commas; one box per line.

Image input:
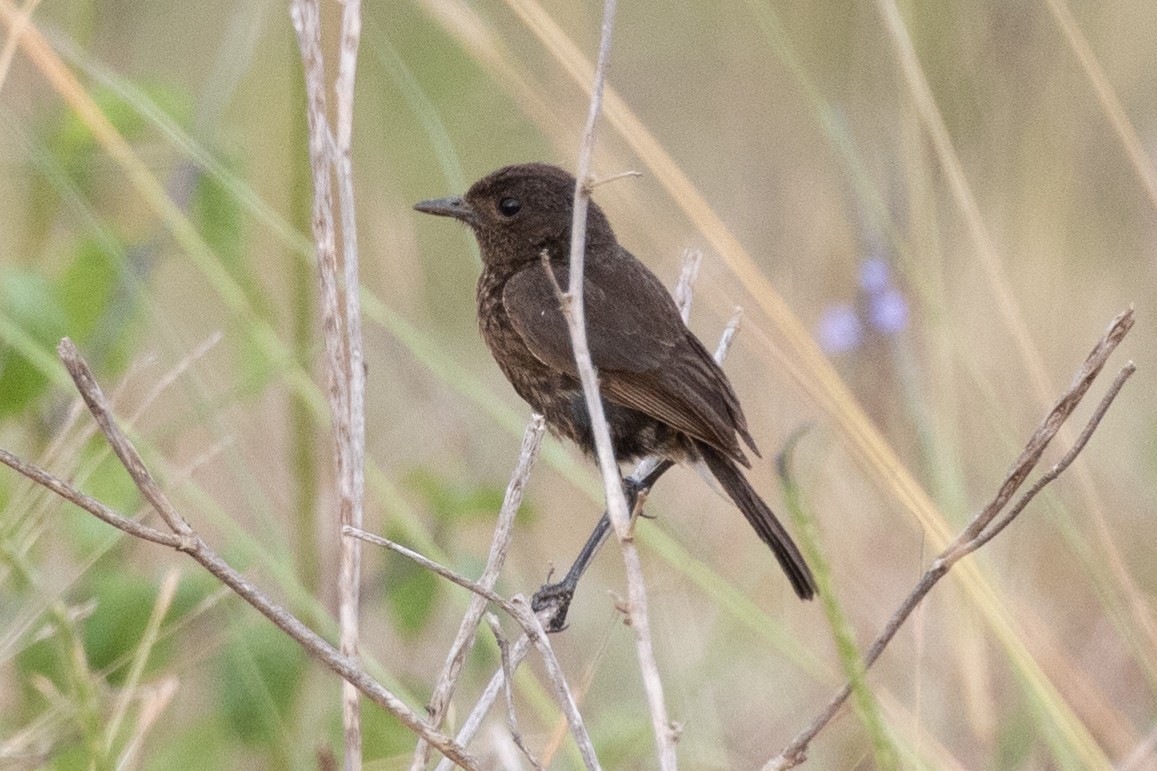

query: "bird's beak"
left=413, top=195, right=478, bottom=226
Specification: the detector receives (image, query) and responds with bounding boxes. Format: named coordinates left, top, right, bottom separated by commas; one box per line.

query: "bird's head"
left=414, top=163, right=614, bottom=267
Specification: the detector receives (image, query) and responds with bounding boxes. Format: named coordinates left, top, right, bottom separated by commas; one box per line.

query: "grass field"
left=1, top=0, right=1155, bottom=768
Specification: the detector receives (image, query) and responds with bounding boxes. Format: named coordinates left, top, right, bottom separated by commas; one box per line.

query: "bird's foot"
left=530, top=477, right=652, bottom=633
left=531, top=579, right=576, bottom=633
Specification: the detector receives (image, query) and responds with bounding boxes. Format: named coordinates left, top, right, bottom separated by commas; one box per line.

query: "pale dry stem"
left=289, top=0, right=368, bottom=763
left=766, top=309, right=1135, bottom=769
left=0, top=343, right=478, bottom=769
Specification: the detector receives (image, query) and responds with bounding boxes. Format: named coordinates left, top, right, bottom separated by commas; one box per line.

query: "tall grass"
left=0, top=0, right=1153, bottom=767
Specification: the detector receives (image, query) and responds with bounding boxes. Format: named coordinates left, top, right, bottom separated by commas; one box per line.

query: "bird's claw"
left=531, top=580, right=575, bottom=633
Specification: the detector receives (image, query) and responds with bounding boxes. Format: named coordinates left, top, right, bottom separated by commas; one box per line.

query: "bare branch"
left=57, top=339, right=194, bottom=539
left=766, top=309, right=1135, bottom=769
left=410, top=415, right=546, bottom=770
left=560, top=1, right=676, bottom=765
left=434, top=636, right=535, bottom=771
left=510, top=596, right=601, bottom=771
left=673, top=249, right=702, bottom=323
left=539, top=248, right=567, bottom=300
left=346, top=526, right=600, bottom=769
left=943, top=308, right=1133, bottom=560
left=487, top=614, right=544, bottom=771
left=0, top=449, right=178, bottom=548
left=565, top=0, right=627, bottom=546
left=588, top=169, right=642, bottom=188
left=0, top=343, right=478, bottom=769
left=962, top=362, right=1134, bottom=556
left=289, top=0, right=367, bottom=762
left=344, top=528, right=515, bottom=615
left=714, top=307, right=743, bottom=362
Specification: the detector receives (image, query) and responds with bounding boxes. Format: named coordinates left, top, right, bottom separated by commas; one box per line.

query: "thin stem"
left=289, top=0, right=367, bottom=764
left=410, top=416, right=546, bottom=770
left=558, top=2, right=675, bottom=763
left=766, top=311, right=1134, bottom=769
left=347, top=527, right=600, bottom=769
left=487, top=614, right=544, bottom=770
left=434, top=635, right=535, bottom=771
left=0, top=346, right=479, bottom=769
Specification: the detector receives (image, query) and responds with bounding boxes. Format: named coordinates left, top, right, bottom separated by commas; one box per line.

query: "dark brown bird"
left=414, top=163, right=816, bottom=600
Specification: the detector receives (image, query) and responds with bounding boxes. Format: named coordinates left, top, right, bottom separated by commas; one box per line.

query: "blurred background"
left=1, top=0, right=1155, bottom=768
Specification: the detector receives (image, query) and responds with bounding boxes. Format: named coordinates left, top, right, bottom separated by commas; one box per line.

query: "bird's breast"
left=476, top=268, right=577, bottom=419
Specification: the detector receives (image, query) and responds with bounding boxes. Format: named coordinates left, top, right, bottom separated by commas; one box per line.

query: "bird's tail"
left=698, top=443, right=817, bottom=600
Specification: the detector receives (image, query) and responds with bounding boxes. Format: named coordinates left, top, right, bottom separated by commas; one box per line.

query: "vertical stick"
left=334, top=1, right=366, bottom=767
left=290, top=0, right=366, bottom=766
left=563, top=1, right=677, bottom=767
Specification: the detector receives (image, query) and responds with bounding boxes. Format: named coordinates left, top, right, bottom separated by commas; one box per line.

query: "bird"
left=414, top=162, right=817, bottom=600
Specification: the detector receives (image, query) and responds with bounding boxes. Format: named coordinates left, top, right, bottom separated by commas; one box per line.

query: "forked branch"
left=767, top=308, right=1135, bottom=769
left=0, top=339, right=478, bottom=770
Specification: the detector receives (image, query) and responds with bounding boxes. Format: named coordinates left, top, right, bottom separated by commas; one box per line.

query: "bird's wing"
left=503, top=254, right=753, bottom=462
left=502, top=255, right=682, bottom=372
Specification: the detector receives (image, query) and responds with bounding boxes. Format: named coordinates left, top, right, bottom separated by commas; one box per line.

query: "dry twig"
left=0, top=340, right=478, bottom=770
left=344, top=526, right=601, bottom=770
left=766, top=308, right=1135, bottom=769
left=289, top=0, right=367, bottom=763
left=484, top=613, right=543, bottom=771
left=555, top=0, right=676, bottom=765
left=410, top=416, right=546, bottom=770
left=434, top=636, right=534, bottom=771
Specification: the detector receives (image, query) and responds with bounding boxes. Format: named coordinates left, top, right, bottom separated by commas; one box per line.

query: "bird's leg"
left=531, top=509, right=612, bottom=632
left=532, top=460, right=674, bottom=631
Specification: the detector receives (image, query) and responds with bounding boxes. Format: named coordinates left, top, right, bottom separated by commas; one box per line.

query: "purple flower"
left=858, top=257, right=891, bottom=295
left=818, top=256, right=909, bottom=352
left=868, top=288, right=908, bottom=334
left=818, top=303, right=864, bottom=353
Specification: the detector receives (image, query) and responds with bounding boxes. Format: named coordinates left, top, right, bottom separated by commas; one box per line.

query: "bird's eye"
left=498, top=197, right=522, bottom=217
